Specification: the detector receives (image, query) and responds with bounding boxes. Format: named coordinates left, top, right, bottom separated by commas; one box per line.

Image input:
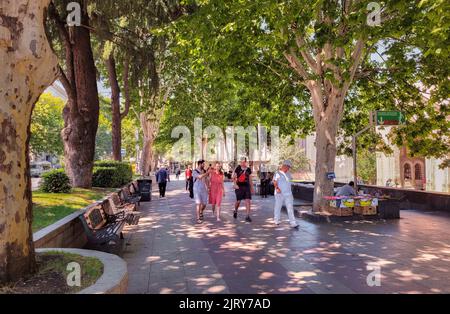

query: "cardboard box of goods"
left=328, top=206, right=353, bottom=216
left=361, top=206, right=377, bottom=215
left=341, top=198, right=355, bottom=208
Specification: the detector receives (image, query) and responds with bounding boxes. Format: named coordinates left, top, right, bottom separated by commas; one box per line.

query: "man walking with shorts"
left=273, top=160, right=299, bottom=229
left=233, top=157, right=254, bottom=222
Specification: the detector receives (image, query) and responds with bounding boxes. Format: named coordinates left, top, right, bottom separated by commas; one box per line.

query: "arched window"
left=415, top=163, right=422, bottom=180
left=404, top=163, right=411, bottom=180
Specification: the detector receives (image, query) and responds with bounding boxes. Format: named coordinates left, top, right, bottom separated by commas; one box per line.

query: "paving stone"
left=124, top=180, right=450, bottom=294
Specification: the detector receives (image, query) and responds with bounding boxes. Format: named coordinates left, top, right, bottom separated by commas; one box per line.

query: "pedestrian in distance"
left=185, top=165, right=193, bottom=191
left=156, top=167, right=169, bottom=198
left=273, top=160, right=299, bottom=229
left=259, top=163, right=269, bottom=198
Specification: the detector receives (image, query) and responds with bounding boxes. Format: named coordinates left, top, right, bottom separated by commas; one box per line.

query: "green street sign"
left=375, top=111, right=405, bottom=126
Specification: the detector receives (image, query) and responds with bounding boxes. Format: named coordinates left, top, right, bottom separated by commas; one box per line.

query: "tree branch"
left=57, top=65, right=76, bottom=102
left=121, top=55, right=131, bottom=119
left=48, top=2, right=76, bottom=99
left=349, top=39, right=365, bottom=82
left=295, top=35, right=319, bottom=74
left=283, top=48, right=309, bottom=80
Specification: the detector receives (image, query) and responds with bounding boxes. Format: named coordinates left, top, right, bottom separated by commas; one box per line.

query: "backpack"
left=236, top=166, right=250, bottom=184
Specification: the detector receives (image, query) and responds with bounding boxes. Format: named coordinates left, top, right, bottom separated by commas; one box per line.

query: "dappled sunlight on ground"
left=122, top=180, right=450, bottom=294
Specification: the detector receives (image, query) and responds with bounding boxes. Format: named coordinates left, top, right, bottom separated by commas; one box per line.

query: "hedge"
left=41, top=169, right=72, bottom=193
left=92, top=161, right=132, bottom=188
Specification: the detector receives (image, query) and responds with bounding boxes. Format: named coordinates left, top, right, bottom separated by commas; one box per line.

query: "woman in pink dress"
left=209, top=162, right=225, bottom=221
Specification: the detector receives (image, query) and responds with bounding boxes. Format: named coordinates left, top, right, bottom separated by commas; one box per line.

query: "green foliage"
left=30, top=93, right=64, bottom=157
left=92, top=167, right=118, bottom=188
left=95, top=96, right=113, bottom=160
left=166, top=0, right=450, bottom=167
left=41, top=169, right=71, bottom=193
left=357, top=149, right=377, bottom=184
left=121, top=113, right=141, bottom=160
left=92, top=161, right=132, bottom=187
left=279, top=136, right=310, bottom=173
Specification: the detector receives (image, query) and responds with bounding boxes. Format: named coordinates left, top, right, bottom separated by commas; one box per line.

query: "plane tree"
left=171, top=0, right=450, bottom=210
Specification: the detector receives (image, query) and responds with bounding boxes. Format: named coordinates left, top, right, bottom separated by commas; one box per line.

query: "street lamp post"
left=352, top=112, right=375, bottom=193
left=352, top=110, right=405, bottom=192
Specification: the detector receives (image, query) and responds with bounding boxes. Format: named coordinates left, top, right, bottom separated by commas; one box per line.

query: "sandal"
left=196, top=219, right=203, bottom=224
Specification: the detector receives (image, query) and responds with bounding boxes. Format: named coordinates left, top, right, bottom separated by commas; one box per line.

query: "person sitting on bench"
left=336, top=181, right=356, bottom=196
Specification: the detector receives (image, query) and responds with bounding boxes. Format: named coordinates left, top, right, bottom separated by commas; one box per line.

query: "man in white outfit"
left=273, top=160, right=299, bottom=229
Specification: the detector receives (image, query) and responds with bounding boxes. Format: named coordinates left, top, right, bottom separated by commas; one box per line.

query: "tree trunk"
left=313, top=120, right=339, bottom=212
left=0, top=0, right=58, bottom=283
left=106, top=54, right=122, bottom=161
left=58, top=2, right=99, bottom=188
left=310, top=88, right=345, bottom=212
left=141, top=137, right=153, bottom=176
left=140, top=112, right=156, bottom=176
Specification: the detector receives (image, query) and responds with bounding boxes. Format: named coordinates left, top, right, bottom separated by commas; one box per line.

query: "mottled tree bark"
left=284, top=36, right=364, bottom=212
left=138, top=78, right=171, bottom=176
left=0, top=0, right=58, bottom=283
left=140, top=112, right=158, bottom=176
left=310, top=88, right=344, bottom=211
left=106, top=54, right=122, bottom=161
left=106, top=54, right=131, bottom=162
left=50, top=1, right=99, bottom=188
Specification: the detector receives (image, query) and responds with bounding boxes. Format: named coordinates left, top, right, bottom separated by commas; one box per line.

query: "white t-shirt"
left=273, top=170, right=292, bottom=195
left=193, top=168, right=207, bottom=192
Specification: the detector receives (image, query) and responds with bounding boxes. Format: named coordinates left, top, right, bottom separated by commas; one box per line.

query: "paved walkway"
left=122, top=180, right=450, bottom=294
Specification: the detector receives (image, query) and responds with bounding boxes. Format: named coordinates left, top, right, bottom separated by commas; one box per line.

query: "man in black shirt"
left=259, top=163, right=269, bottom=198
left=232, top=157, right=254, bottom=222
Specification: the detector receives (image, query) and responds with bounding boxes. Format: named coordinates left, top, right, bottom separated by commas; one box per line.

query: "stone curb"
left=36, top=248, right=128, bottom=294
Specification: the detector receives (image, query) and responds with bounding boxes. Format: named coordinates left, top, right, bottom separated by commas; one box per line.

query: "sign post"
left=352, top=111, right=405, bottom=193
left=375, top=111, right=405, bottom=126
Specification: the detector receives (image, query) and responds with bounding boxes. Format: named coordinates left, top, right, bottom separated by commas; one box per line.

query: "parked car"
left=30, top=161, right=52, bottom=177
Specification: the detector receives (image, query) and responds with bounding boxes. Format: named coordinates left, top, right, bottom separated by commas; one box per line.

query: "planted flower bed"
left=0, top=251, right=103, bottom=294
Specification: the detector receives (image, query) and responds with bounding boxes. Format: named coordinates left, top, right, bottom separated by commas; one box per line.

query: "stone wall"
left=33, top=208, right=90, bottom=249
left=292, top=182, right=450, bottom=212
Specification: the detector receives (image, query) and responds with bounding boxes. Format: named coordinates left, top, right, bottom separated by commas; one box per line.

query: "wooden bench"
left=119, top=185, right=141, bottom=207
left=129, top=181, right=140, bottom=196
left=78, top=204, right=126, bottom=252
left=105, top=195, right=141, bottom=226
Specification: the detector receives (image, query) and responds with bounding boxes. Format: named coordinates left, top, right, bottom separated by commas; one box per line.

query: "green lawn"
left=32, top=188, right=115, bottom=232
